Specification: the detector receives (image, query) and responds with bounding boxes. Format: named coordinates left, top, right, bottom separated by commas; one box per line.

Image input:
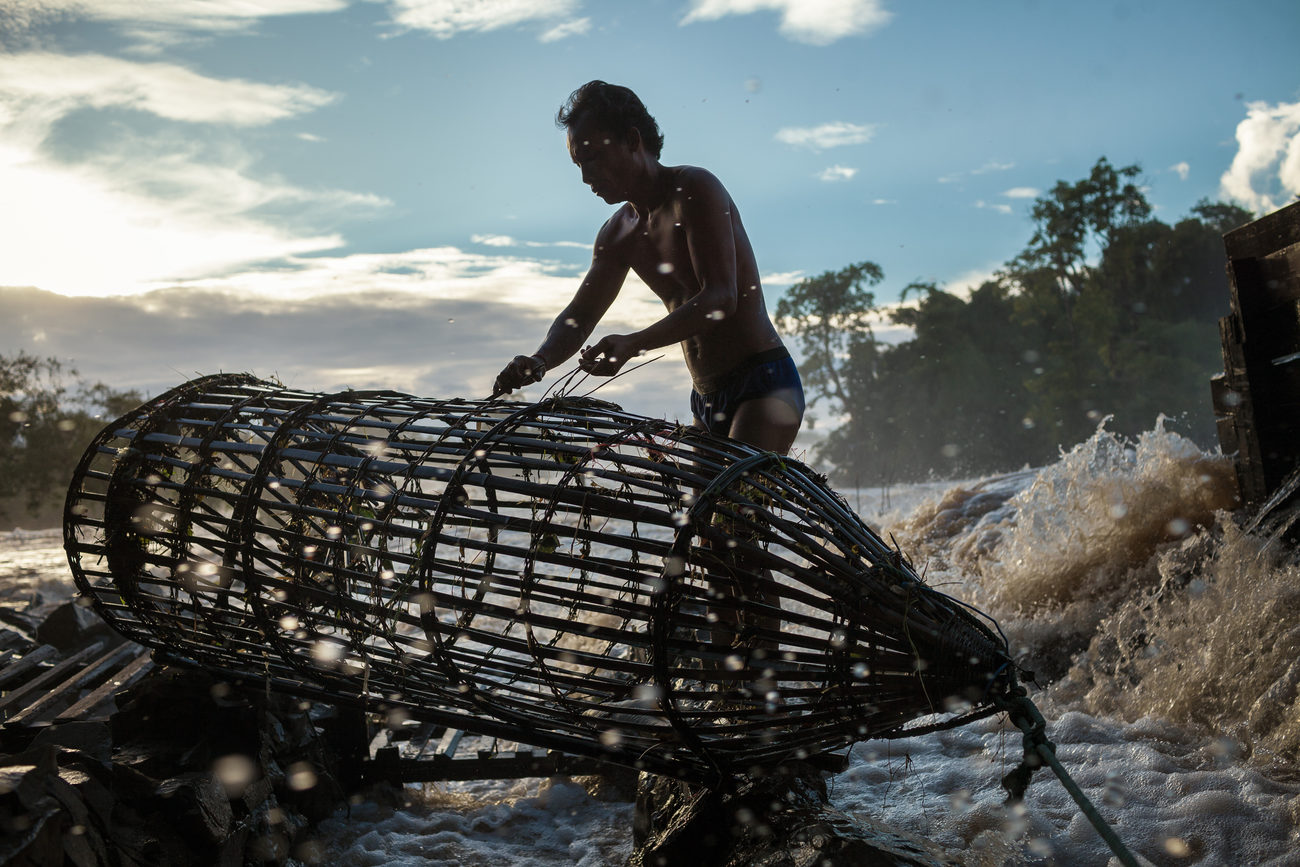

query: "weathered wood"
left=1214, top=200, right=1300, bottom=509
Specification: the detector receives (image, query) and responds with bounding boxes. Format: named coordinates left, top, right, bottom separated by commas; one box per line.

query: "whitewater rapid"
left=7, top=418, right=1299, bottom=864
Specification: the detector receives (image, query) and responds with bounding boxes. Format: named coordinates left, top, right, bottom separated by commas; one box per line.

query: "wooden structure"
left=0, top=629, right=153, bottom=750
left=63, top=375, right=1015, bottom=785
left=1212, top=199, right=1300, bottom=509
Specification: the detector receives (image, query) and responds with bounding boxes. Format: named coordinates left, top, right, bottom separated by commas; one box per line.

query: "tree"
left=774, top=262, right=884, bottom=417
left=0, top=352, right=142, bottom=525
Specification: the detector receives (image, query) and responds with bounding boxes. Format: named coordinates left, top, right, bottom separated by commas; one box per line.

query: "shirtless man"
left=492, top=80, right=804, bottom=455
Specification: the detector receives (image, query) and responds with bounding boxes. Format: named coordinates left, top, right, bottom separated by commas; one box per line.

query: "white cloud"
left=817, top=164, right=857, bottom=182
left=472, top=234, right=589, bottom=249
left=1220, top=99, right=1300, bottom=215
left=775, top=121, right=875, bottom=151
left=0, top=52, right=336, bottom=131
left=384, top=0, right=586, bottom=40
left=0, top=51, right=383, bottom=295
left=1170, top=161, right=1190, bottom=181
left=540, top=15, right=590, bottom=41
left=760, top=270, right=803, bottom=286
left=681, top=0, right=891, bottom=45
left=1, top=0, right=346, bottom=48
left=974, top=200, right=1012, bottom=215
left=871, top=198, right=895, bottom=205
left=970, top=160, right=1014, bottom=175
left=1001, top=186, right=1039, bottom=199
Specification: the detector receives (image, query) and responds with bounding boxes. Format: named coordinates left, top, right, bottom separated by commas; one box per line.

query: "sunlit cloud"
left=1001, top=186, right=1039, bottom=199
left=872, top=198, right=895, bottom=205
left=0, top=52, right=336, bottom=130
left=0, top=51, right=381, bottom=296
left=681, top=0, right=891, bottom=45
left=817, top=165, right=857, bottom=182
left=383, top=0, right=587, bottom=40
left=1220, top=99, right=1300, bottom=215
left=775, top=121, right=876, bottom=151
left=1170, top=161, right=1190, bottom=181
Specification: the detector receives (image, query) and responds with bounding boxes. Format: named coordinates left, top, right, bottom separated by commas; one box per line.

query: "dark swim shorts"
left=690, top=347, right=806, bottom=437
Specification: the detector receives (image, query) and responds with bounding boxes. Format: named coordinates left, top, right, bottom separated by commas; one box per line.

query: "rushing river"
left=6, top=419, right=1298, bottom=865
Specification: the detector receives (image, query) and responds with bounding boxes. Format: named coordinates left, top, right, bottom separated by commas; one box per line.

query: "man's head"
left=556, top=81, right=663, bottom=158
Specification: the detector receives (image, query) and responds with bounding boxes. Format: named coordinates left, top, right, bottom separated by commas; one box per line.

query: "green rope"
left=997, top=692, right=1140, bottom=867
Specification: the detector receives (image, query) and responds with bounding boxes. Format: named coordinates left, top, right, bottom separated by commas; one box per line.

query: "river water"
left=5, top=419, right=1298, bottom=865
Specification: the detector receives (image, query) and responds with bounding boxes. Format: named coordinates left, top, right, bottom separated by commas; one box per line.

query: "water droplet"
left=599, top=728, right=623, bottom=746
left=1163, top=837, right=1190, bottom=857
left=287, top=762, right=318, bottom=791
left=706, top=310, right=725, bottom=320
left=725, top=654, right=745, bottom=671
left=212, top=754, right=256, bottom=797
left=279, top=615, right=299, bottom=631
left=658, top=262, right=674, bottom=274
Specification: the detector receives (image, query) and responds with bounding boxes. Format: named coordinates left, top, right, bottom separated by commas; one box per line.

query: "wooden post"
left=1212, top=199, right=1300, bottom=508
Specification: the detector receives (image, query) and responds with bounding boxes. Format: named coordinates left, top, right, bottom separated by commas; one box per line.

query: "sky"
left=2, top=0, right=1298, bottom=435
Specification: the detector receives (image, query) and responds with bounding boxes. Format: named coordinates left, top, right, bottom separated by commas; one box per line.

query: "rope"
left=996, top=691, right=1140, bottom=867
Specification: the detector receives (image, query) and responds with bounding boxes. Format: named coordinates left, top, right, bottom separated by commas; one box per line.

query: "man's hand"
left=492, top=354, right=547, bottom=397
left=579, top=335, right=641, bottom=377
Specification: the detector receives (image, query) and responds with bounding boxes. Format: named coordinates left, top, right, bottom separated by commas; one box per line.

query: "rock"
left=630, top=764, right=959, bottom=867
left=34, top=600, right=113, bottom=651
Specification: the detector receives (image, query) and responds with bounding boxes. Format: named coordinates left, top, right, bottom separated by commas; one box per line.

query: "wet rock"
left=0, top=665, right=351, bottom=866
left=34, top=600, right=113, bottom=651
left=630, top=763, right=958, bottom=867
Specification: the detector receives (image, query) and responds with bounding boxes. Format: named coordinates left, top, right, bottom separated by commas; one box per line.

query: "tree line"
left=0, top=353, right=142, bottom=527
left=776, top=157, right=1253, bottom=485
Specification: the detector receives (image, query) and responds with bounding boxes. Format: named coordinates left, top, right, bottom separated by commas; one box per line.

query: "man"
left=493, top=80, right=804, bottom=455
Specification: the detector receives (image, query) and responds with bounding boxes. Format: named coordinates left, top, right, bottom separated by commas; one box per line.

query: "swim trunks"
left=690, top=347, right=805, bottom=437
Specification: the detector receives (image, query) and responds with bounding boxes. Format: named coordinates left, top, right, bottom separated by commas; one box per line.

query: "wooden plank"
left=436, top=726, right=464, bottom=758
left=1224, top=200, right=1300, bottom=262
left=4, top=642, right=139, bottom=726
left=0, top=642, right=104, bottom=717
left=53, top=649, right=154, bottom=722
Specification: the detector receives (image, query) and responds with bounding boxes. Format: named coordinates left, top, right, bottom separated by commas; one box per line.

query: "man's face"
left=567, top=116, right=637, bottom=204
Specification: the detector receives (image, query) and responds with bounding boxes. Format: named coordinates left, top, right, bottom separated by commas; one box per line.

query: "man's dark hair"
left=557, top=81, right=664, bottom=158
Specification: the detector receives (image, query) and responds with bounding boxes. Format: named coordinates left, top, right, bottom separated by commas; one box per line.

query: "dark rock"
left=630, top=764, right=959, bottom=867
left=156, top=770, right=235, bottom=844
left=31, top=720, right=112, bottom=764
left=34, top=600, right=113, bottom=651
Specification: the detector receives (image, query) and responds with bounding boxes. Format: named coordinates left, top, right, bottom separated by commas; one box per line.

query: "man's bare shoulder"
left=592, top=203, right=641, bottom=253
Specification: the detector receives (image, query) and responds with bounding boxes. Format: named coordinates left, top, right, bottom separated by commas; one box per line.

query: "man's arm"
left=493, top=220, right=630, bottom=395
left=580, top=169, right=738, bottom=374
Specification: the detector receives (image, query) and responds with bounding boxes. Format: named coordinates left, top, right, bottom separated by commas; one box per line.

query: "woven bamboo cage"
left=64, top=373, right=1015, bottom=783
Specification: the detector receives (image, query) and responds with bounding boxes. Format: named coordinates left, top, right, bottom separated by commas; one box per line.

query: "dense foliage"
left=0, top=352, right=141, bottom=525
left=777, top=158, right=1254, bottom=484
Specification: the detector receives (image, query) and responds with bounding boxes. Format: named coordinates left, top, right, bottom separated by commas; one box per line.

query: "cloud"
left=0, top=0, right=346, bottom=49
left=974, top=200, right=1012, bottom=215
left=0, top=51, right=382, bottom=295
left=1169, top=161, right=1190, bottom=181
left=775, top=121, right=876, bottom=151
left=471, top=234, right=589, bottom=249
left=383, top=0, right=588, bottom=40
left=1219, top=99, right=1300, bottom=214
left=0, top=52, right=336, bottom=131
left=1001, top=186, right=1039, bottom=199
left=540, top=15, right=590, bottom=41
left=0, top=282, right=693, bottom=425
left=817, top=165, right=857, bottom=182
left=871, top=198, right=895, bottom=205
left=681, top=0, right=891, bottom=45
left=970, top=160, right=1014, bottom=175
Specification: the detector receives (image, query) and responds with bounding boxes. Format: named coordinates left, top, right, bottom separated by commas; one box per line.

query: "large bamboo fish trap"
left=64, top=373, right=1016, bottom=783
